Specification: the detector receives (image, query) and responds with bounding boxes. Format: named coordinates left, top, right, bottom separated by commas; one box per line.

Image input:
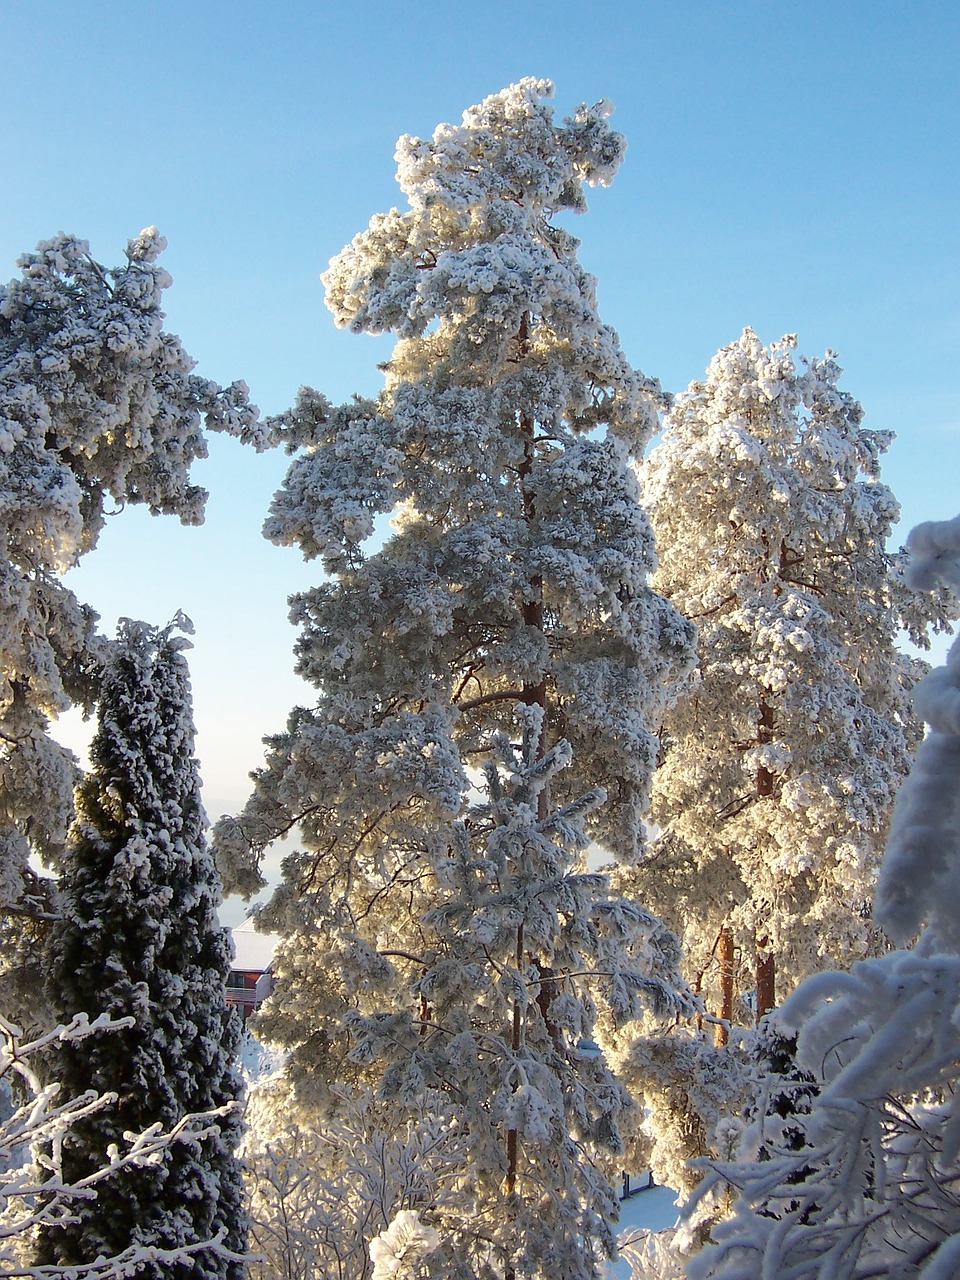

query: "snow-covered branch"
left=0, top=1012, right=243, bottom=1278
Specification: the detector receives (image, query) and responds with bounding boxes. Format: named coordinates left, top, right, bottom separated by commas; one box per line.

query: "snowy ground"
left=606, top=1185, right=683, bottom=1279
left=237, top=1028, right=286, bottom=1082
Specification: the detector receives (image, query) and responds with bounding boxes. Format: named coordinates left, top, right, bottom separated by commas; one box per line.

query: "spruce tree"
left=39, top=616, right=246, bottom=1278
left=217, top=79, right=695, bottom=1279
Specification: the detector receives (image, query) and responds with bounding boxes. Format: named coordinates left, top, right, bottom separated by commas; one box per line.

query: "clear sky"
left=2, top=1, right=957, bottom=920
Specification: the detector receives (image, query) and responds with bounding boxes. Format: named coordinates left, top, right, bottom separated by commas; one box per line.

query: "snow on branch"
left=368, top=1210, right=440, bottom=1280
left=877, top=512, right=960, bottom=948
left=685, top=509, right=960, bottom=1280
left=0, top=1012, right=243, bottom=1278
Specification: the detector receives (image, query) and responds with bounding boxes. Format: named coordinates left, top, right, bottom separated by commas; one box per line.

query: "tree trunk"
left=715, top=925, right=735, bottom=1046
left=505, top=312, right=546, bottom=1280
left=755, top=941, right=775, bottom=1022
left=754, top=691, right=776, bottom=1021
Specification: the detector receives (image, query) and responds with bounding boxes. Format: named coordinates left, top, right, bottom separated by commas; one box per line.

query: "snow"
left=230, top=919, right=280, bottom=972
left=607, top=1185, right=683, bottom=1278
left=0, top=228, right=263, bottom=937
left=688, top=510, right=960, bottom=1279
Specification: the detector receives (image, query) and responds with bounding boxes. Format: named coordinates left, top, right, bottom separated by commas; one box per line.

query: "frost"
left=217, top=79, right=694, bottom=1279
left=369, top=1210, right=440, bottom=1280
left=631, top=327, right=953, bottom=1027
left=0, top=229, right=263, bottom=1009
left=689, top=511, right=960, bottom=1280
left=877, top=515, right=960, bottom=949
left=0, top=1011, right=244, bottom=1279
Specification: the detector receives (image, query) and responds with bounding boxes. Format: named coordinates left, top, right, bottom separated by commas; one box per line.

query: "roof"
left=230, top=919, right=281, bottom=972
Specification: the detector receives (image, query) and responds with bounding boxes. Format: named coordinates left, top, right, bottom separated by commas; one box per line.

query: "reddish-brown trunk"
left=418, top=994, right=431, bottom=1034
left=755, top=942, right=775, bottom=1022
left=517, top=312, right=546, bottom=747
left=753, top=691, right=776, bottom=1022
left=505, top=918, right=525, bottom=1203
left=748, top=536, right=780, bottom=1022
left=716, top=925, right=735, bottom=1046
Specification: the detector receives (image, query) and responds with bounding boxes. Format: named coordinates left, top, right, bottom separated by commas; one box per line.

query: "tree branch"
left=454, top=689, right=525, bottom=713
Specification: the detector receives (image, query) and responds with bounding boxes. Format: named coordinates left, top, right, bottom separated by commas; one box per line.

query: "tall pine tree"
left=217, top=79, right=695, bottom=1279
left=39, top=616, right=246, bottom=1278
left=690, top=513, right=960, bottom=1280
left=632, top=329, right=950, bottom=1025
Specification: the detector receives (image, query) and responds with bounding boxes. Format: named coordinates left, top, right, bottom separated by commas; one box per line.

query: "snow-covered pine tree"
left=631, top=328, right=949, bottom=1024
left=37, top=616, right=246, bottom=1278
left=216, top=79, right=695, bottom=1279
left=0, top=228, right=262, bottom=1016
left=688, top=512, right=960, bottom=1280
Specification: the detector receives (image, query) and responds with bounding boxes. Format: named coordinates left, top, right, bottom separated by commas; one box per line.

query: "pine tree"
left=690, top=514, right=960, bottom=1279
left=0, top=228, right=261, bottom=1016
left=631, top=328, right=950, bottom=1025
left=38, top=616, right=246, bottom=1278
left=217, top=79, right=695, bottom=1279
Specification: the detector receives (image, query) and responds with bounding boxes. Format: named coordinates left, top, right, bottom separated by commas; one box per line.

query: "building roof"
left=230, top=919, right=281, bottom=972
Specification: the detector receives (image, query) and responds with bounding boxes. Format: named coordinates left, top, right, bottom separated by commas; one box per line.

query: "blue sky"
left=3, top=1, right=957, bottom=916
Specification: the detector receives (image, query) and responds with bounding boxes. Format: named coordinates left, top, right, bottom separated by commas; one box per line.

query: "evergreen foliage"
left=216, top=79, right=695, bottom=1278
left=38, top=617, right=246, bottom=1278
left=631, top=328, right=951, bottom=1021
left=0, top=228, right=261, bottom=1016
left=685, top=514, right=960, bottom=1280
left=8, top=79, right=954, bottom=1280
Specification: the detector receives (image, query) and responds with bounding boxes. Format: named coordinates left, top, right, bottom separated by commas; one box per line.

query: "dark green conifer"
left=38, top=616, right=246, bottom=1277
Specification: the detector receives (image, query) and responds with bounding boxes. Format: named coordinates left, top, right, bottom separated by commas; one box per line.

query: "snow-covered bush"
left=612, top=1030, right=750, bottom=1201
left=369, top=1211, right=441, bottom=1280
left=244, top=1077, right=465, bottom=1280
